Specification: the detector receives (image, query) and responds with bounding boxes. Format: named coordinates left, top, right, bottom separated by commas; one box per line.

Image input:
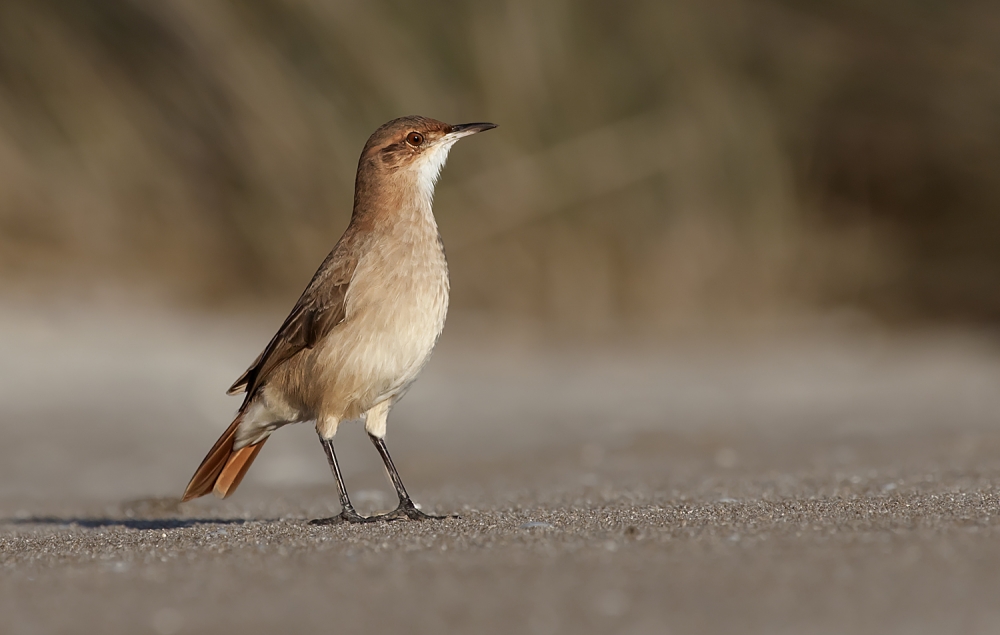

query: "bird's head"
left=359, top=116, right=496, bottom=202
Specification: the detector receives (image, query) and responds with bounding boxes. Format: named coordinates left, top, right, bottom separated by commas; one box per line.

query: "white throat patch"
left=414, top=139, right=458, bottom=205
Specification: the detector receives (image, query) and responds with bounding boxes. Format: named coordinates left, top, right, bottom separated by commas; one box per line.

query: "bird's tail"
left=182, top=414, right=267, bottom=502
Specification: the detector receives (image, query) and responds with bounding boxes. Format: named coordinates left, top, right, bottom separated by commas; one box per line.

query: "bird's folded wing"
left=227, top=248, right=358, bottom=398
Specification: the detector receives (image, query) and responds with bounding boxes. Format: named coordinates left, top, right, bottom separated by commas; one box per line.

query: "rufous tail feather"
left=182, top=414, right=267, bottom=501
left=212, top=442, right=265, bottom=498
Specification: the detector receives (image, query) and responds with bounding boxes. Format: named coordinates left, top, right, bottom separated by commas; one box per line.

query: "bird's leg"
left=310, top=434, right=374, bottom=524
left=367, top=434, right=454, bottom=521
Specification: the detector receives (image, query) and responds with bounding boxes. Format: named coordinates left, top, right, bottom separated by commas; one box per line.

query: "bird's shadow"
left=1, top=496, right=253, bottom=531
left=3, top=516, right=249, bottom=531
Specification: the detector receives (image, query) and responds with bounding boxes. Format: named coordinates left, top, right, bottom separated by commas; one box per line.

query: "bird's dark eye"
left=406, top=131, right=424, bottom=146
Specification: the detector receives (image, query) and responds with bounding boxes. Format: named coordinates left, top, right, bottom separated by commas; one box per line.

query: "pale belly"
left=294, top=243, right=449, bottom=420
left=234, top=227, right=449, bottom=448
left=314, top=281, right=449, bottom=420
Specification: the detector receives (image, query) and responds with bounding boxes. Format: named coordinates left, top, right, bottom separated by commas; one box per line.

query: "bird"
left=181, top=116, right=496, bottom=523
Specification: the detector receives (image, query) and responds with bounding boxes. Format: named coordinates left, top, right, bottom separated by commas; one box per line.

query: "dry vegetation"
left=1, top=0, right=998, bottom=328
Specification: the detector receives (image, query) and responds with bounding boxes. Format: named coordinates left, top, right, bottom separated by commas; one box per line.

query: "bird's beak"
left=446, top=122, right=498, bottom=140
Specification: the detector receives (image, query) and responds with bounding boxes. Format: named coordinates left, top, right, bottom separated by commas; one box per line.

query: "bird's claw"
left=309, top=505, right=376, bottom=525
left=372, top=499, right=457, bottom=522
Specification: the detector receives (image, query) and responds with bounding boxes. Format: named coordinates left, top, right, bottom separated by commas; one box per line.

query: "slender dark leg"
left=368, top=434, right=454, bottom=521
left=309, top=435, right=374, bottom=525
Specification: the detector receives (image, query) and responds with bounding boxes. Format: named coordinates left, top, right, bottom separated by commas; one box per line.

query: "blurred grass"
left=1, top=0, right=998, bottom=329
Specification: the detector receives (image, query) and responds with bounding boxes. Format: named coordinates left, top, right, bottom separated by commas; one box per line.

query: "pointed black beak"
left=447, top=122, right=498, bottom=138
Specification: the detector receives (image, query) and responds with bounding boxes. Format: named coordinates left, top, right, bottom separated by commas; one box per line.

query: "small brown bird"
left=182, top=116, right=496, bottom=522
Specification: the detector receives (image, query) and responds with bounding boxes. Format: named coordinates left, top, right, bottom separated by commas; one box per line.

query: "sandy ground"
left=2, top=304, right=1000, bottom=634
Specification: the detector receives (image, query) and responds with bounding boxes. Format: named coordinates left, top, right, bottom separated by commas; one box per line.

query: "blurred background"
left=2, top=0, right=999, bottom=330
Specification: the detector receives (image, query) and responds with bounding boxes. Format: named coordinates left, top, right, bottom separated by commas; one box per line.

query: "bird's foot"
left=309, top=505, right=375, bottom=525
left=373, top=498, right=457, bottom=522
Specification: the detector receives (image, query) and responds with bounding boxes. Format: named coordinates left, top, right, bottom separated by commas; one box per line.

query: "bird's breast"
left=312, top=223, right=449, bottom=416
left=351, top=226, right=450, bottom=340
